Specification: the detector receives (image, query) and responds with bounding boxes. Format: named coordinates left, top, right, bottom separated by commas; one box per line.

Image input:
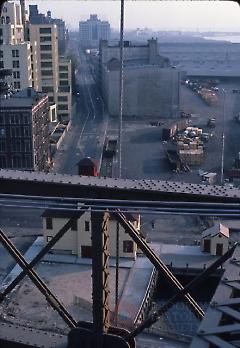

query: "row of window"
left=0, top=126, right=31, bottom=138
left=0, top=154, right=33, bottom=169
left=0, top=113, right=30, bottom=125
left=0, top=140, right=32, bottom=153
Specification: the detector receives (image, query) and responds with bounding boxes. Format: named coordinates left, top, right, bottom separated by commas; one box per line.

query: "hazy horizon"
left=25, top=0, right=240, bottom=32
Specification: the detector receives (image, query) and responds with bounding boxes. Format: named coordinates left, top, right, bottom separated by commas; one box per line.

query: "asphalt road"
left=52, top=44, right=108, bottom=174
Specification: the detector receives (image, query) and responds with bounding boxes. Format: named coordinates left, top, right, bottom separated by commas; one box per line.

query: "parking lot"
left=106, top=79, right=240, bottom=184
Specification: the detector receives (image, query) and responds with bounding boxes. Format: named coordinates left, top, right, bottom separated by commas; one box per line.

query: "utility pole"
left=118, top=0, right=124, bottom=178
left=220, top=89, right=226, bottom=186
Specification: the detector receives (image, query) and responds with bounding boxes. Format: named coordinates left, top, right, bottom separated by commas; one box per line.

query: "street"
left=52, top=43, right=108, bottom=174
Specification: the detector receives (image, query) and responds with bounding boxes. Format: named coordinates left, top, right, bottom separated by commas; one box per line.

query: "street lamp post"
left=220, top=89, right=226, bottom=186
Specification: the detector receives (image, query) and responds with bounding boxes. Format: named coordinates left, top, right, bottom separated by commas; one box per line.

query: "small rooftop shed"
left=201, top=223, right=229, bottom=256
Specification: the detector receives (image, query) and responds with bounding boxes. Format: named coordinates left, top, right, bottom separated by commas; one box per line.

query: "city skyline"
left=26, top=0, right=240, bottom=31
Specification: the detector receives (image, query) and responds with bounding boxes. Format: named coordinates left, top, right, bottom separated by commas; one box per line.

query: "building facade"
left=79, top=14, right=110, bottom=48
left=0, top=1, right=34, bottom=92
left=0, top=87, right=50, bottom=171
left=58, top=57, right=72, bottom=122
left=42, top=209, right=141, bottom=259
left=29, top=23, right=71, bottom=122
left=99, top=39, right=180, bottom=118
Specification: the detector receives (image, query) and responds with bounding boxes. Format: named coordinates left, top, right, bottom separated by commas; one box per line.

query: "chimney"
left=148, top=38, right=158, bottom=65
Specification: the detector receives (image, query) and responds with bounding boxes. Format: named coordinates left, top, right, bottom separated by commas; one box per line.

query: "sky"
left=26, top=1, right=240, bottom=32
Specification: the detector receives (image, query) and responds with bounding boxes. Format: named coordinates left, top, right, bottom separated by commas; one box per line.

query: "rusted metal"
left=91, top=211, right=110, bottom=347
left=2, top=169, right=240, bottom=203
left=114, top=221, right=120, bottom=326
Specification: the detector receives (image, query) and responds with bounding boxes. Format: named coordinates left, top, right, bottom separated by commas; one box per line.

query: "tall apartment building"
left=29, top=5, right=68, bottom=54
left=0, top=87, right=50, bottom=171
left=29, top=24, right=59, bottom=107
left=79, top=14, right=110, bottom=48
left=0, top=1, right=34, bottom=92
left=29, top=23, right=71, bottom=122
left=0, top=1, right=24, bottom=45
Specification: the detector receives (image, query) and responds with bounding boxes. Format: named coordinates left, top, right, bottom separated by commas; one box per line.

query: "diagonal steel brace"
left=126, top=243, right=237, bottom=340
left=114, top=211, right=204, bottom=319
left=0, top=210, right=85, bottom=302
left=0, top=228, right=77, bottom=328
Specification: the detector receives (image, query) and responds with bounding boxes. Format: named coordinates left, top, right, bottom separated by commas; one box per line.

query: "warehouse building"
left=99, top=38, right=180, bottom=118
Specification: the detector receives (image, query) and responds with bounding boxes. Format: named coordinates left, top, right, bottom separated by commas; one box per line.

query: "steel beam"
left=0, top=229, right=77, bottom=328
left=114, top=211, right=204, bottom=320
left=91, top=211, right=110, bottom=347
left=127, top=243, right=236, bottom=340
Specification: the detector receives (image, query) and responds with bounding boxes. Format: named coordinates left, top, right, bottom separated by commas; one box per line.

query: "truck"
left=103, top=137, right=117, bottom=158
left=207, top=117, right=216, bottom=128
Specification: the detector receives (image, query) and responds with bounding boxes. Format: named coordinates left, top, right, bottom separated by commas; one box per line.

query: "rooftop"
left=0, top=88, right=47, bottom=109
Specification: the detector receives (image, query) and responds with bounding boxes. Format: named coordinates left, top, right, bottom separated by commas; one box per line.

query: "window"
left=40, top=27, right=52, bottom=34
left=71, top=220, right=78, bottom=231
left=46, top=217, right=53, bottom=229
left=40, top=45, right=52, bottom=51
left=60, top=80, right=68, bottom=86
left=0, top=155, right=7, bottom=168
left=48, top=96, right=54, bottom=102
left=0, top=140, right=6, bottom=152
left=41, top=53, right=52, bottom=60
left=41, top=70, right=52, bottom=76
left=0, top=61, right=4, bottom=69
left=41, top=61, right=52, bottom=68
left=123, top=240, right=134, bottom=253
left=40, top=36, right=52, bottom=42
left=12, top=60, right=19, bottom=68
left=85, top=221, right=90, bottom=231
left=23, top=126, right=30, bottom=137
left=59, top=73, right=68, bottom=79
left=47, top=236, right=53, bottom=242
left=59, top=65, right=68, bottom=71
left=13, top=71, right=20, bottom=79
left=42, top=86, right=53, bottom=93
left=0, top=127, right=6, bottom=137
left=13, top=81, right=21, bottom=89
left=0, top=50, right=3, bottom=58
left=12, top=49, right=19, bottom=58
left=58, top=96, right=68, bottom=102
left=58, top=104, right=68, bottom=110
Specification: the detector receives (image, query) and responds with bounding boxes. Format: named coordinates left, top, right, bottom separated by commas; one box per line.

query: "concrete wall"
left=43, top=216, right=78, bottom=254
left=104, top=65, right=180, bottom=118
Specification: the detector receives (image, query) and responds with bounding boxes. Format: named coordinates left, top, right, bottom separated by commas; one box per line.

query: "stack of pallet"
left=179, top=148, right=204, bottom=166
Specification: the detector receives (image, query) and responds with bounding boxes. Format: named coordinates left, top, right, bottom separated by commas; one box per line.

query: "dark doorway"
left=204, top=239, right=210, bottom=252
left=81, top=245, right=92, bottom=258
left=216, top=243, right=223, bottom=256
